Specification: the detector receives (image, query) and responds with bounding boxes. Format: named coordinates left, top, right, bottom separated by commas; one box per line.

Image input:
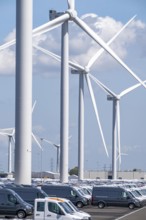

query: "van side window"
left=71, top=190, right=76, bottom=197
left=122, top=192, right=127, bottom=198
left=48, top=202, right=62, bottom=215
left=37, top=202, right=44, bottom=212
left=8, top=194, right=17, bottom=204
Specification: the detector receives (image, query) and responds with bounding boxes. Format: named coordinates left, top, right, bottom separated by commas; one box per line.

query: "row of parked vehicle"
left=0, top=179, right=146, bottom=218
left=0, top=183, right=92, bottom=219
left=91, top=181, right=146, bottom=209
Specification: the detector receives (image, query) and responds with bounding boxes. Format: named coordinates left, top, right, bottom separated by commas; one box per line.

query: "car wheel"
left=76, top=201, right=83, bottom=208
left=128, top=203, right=135, bottom=209
left=98, top=202, right=105, bottom=209
left=17, top=210, right=26, bottom=219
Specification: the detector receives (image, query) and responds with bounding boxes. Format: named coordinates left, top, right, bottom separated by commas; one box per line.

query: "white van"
left=48, top=197, right=91, bottom=220
left=34, top=197, right=91, bottom=220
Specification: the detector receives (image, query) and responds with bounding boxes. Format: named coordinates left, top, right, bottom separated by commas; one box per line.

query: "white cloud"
left=4, top=29, right=15, bottom=42
left=0, top=14, right=145, bottom=76
left=0, top=48, right=15, bottom=74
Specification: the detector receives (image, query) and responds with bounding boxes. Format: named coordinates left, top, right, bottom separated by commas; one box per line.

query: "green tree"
left=69, top=166, right=78, bottom=176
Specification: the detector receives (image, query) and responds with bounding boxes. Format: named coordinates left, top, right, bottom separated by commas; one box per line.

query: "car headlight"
left=26, top=205, right=32, bottom=209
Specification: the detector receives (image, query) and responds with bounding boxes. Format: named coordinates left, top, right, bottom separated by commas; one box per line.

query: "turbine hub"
left=66, top=9, right=77, bottom=20
left=84, top=66, right=90, bottom=73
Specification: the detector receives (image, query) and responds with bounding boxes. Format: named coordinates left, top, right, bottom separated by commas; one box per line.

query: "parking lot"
left=0, top=178, right=146, bottom=219
left=0, top=206, right=146, bottom=219
left=82, top=205, right=133, bottom=220
left=82, top=205, right=146, bottom=220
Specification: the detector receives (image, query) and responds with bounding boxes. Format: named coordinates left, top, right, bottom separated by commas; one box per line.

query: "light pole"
left=40, top=138, right=44, bottom=182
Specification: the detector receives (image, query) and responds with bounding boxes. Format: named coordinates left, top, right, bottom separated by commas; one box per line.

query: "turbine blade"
left=12, top=129, right=15, bottom=136
left=33, top=44, right=84, bottom=71
left=119, top=80, right=146, bottom=97
left=32, top=100, right=37, bottom=113
left=89, top=74, right=117, bottom=97
left=33, top=13, right=69, bottom=37
left=0, top=128, right=14, bottom=131
left=32, top=133, right=43, bottom=150
left=0, top=39, right=16, bottom=51
left=0, top=13, right=69, bottom=51
left=33, top=45, right=62, bottom=63
left=0, top=132, right=8, bottom=136
left=85, top=74, right=109, bottom=157
left=43, top=138, right=59, bottom=148
left=67, top=0, right=75, bottom=10
left=54, top=144, right=60, bottom=148
left=12, top=136, right=15, bottom=144
left=74, top=16, right=146, bottom=89
left=87, top=15, right=137, bottom=69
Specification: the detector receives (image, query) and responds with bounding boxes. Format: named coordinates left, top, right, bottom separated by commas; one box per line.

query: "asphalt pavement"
left=82, top=205, right=146, bottom=220
left=0, top=206, right=146, bottom=219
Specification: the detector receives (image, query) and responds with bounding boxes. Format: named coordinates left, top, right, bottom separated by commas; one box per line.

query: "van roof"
left=36, top=197, right=67, bottom=203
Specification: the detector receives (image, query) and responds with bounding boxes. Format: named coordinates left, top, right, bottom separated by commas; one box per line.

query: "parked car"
left=0, top=188, right=33, bottom=218
left=41, top=184, right=89, bottom=208
left=91, top=186, right=142, bottom=209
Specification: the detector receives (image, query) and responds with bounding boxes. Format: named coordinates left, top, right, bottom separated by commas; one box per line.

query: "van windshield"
left=13, top=192, right=26, bottom=203
left=77, top=189, right=86, bottom=196
left=131, top=190, right=141, bottom=197
left=68, top=201, right=79, bottom=211
left=40, top=189, right=48, bottom=197
left=59, top=202, right=74, bottom=214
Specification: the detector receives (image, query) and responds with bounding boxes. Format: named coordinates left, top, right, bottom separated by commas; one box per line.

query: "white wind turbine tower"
left=89, top=74, right=146, bottom=179
left=1, top=0, right=146, bottom=184
left=0, top=128, right=15, bottom=174
left=33, top=14, right=138, bottom=180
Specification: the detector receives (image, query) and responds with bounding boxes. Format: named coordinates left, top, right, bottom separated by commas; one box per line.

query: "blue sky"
left=0, top=0, right=146, bottom=173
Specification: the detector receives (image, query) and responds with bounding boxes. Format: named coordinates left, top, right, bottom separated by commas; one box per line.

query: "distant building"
left=1, top=170, right=146, bottom=180
left=84, top=170, right=146, bottom=180
left=32, top=171, right=60, bottom=179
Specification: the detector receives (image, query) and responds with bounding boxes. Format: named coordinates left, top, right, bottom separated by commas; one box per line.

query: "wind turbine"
left=39, top=135, right=72, bottom=173
left=89, top=74, right=146, bottom=179
left=0, top=128, right=15, bottom=173
left=33, top=45, right=109, bottom=178
left=40, top=138, right=60, bottom=173
left=33, top=14, right=137, bottom=180
left=0, top=101, right=42, bottom=176
left=1, top=0, right=145, bottom=184
left=117, top=152, right=128, bottom=172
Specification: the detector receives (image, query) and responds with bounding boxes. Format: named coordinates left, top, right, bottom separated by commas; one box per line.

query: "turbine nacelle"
left=49, top=10, right=65, bottom=21
left=107, top=95, right=120, bottom=101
